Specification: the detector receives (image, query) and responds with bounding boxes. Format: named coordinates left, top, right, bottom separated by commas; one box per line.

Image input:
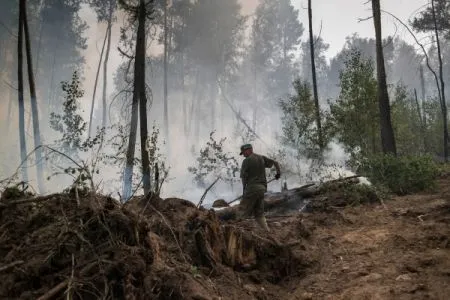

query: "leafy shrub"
left=323, top=180, right=383, bottom=205
left=188, top=131, right=239, bottom=187
left=358, top=154, right=438, bottom=195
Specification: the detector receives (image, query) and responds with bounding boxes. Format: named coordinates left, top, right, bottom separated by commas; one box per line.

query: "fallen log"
left=214, top=176, right=365, bottom=220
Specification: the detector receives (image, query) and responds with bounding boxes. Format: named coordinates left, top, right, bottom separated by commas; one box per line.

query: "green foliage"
left=411, top=0, right=450, bottom=38
left=358, top=154, right=439, bottom=195
left=250, top=0, right=304, bottom=97
left=50, top=71, right=87, bottom=156
left=329, top=50, right=379, bottom=158
left=146, top=125, right=169, bottom=194
left=423, top=97, right=445, bottom=157
left=188, top=131, right=239, bottom=187
left=391, top=84, right=424, bottom=155
left=48, top=71, right=107, bottom=192
left=105, top=123, right=168, bottom=195
left=320, top=181, right=383, bottom=206
left=279, top=79, right=332, bottom=160
left=89, top=0, right=117, bottom=23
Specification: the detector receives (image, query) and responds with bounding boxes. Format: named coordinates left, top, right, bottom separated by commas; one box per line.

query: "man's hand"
left=275, top=173, right=281, bottom=180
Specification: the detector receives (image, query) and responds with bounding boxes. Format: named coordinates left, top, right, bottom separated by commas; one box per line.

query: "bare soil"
left=0, top=176, right=448, bottom=299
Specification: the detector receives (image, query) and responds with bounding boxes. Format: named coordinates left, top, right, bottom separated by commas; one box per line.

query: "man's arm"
left=240, top=158, right=248, bottom=191
left=273, top=160, right=281, bottom=179
left=263, top=156, right=281, bottom=179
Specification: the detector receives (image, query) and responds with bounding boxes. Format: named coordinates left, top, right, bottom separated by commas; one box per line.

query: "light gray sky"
left=294, top=0, right=429, bottom=58
left=242, top=0, right=429, bottom=58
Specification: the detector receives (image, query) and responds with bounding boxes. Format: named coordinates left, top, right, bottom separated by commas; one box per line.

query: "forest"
left=0, top=0, right=449, bottom=201
left=0, top=0, right=449, bottom=299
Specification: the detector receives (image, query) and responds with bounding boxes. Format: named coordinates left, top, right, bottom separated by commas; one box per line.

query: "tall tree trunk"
left=308, top=0, right=323, bottom=152
left=137, top=1, right=151, bottom=196
left=23, top=0, right=45, bottom=193
left=122, top=0, right=149, bottom=200
left=102, top=10, right=113, bottom=130
left=372, top=0, right=397, bottom=155
left=18, top=0, right=28, bottom=183
left=188, top=70, right=200, bottom=138
left=89, top=25, right=109, bottom=137
left=34, top=15, right=43, bottom=77
left=6, top=96, right=14, bottom=133
left=420, top=65, right=428, bottom=152
left=431, top=0, right=448, bottom=161
left=182, top=53, right=188, bottom=136
left=48, top=44, right=57, bottom=111
left=413, top=88, right=425, bottom=153
left=252, top=53, right=258, bottom=132
left=163, top=0, right=169, bottom=145
left=210, top=72, right=216, bottom=131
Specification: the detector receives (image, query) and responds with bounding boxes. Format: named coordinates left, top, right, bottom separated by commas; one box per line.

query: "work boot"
left=256, top=216, right=270, bottom=232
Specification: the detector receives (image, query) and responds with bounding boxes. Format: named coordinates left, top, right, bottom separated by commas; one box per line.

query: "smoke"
left=0, top=0, right=430, bottom=204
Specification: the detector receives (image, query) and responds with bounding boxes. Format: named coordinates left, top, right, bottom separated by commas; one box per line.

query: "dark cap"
left=239, top=144, right=252, bottom=155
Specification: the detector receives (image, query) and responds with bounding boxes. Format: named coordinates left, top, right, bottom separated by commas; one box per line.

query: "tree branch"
left=380, top=9, right=443, bottom=106
left=197, top=176, right=221, bottom=208
left=117, top=46, right=134, bottom=59
left=0, top=20, right=17, bottom=38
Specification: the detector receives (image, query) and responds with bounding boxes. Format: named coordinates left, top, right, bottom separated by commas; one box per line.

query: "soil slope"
left=0, top=177, right=448, bottom=299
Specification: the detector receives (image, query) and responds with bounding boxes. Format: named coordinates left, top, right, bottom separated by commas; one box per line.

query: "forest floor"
left=0, top=175, right=449, bottom=299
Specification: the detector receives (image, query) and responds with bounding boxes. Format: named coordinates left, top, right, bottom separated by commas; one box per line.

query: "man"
left=239, top=144, right=281, bottom=231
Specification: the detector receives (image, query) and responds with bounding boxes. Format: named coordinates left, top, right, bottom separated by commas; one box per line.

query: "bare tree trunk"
left=47, top=44, right=57, bottom=111
left=431, top=0, right=448, bottom=161
left=18, top=0, right=28, bottom=183
left=372, top=0, right=397, bottom=155
left=252, top=55, right=257, bottom=132
left=420, top=65, right=428, bottom=152
left=122, top=0, right=150, bottom=200
left=187, top=70, right=200, bottom=138
left=163, top=0, right=169, bottom=145
left=6, top=96, right=14, bottom=133
left=182, top=53, right=188, bottom=136
left=23, top=0, right=45, bottom=193
left=413, top=88, right=425, bottom=154
left=137, top=1, right=151, bottom=196
left=88, top=26, right=109, bottom=137
left=102, top=12, right=113, bottom=130
left=34, top=19, right=43, bottom=77
left=308, top=0, right=323, bottom=151
left=210, top=72, right=216, bottom=131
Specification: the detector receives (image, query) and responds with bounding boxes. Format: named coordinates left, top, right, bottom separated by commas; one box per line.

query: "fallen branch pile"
left=0, top=188, right=306, bottom=299
left=214, top=176, right=381, bottom=220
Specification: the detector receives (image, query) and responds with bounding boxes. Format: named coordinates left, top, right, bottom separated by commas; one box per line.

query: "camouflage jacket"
left=240, top=153, right=277, bottom=189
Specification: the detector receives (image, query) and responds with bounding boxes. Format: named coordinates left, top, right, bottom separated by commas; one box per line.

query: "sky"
left=241, top=0, right=429, bottom=58
left=295, top=0, right=429, bottom=58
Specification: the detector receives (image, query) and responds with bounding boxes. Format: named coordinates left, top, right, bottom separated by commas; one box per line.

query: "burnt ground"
left=0, top=176, right=449, bottom=299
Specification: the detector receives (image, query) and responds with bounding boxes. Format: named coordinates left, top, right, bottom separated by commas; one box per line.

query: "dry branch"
left=0, top=260, right=24, bottom=272
left=37, top=280, right=69, bottom=300
left=0, top=194, right=56, bottom=206
left=198, top=177, right=221, bottom=208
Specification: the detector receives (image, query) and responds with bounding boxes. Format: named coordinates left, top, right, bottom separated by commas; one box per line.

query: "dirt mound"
left=0, top=190, right=306, bottom=299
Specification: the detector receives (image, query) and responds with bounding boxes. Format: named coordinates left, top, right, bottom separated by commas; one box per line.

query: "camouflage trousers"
left=239, top=184, right=266, bottom=218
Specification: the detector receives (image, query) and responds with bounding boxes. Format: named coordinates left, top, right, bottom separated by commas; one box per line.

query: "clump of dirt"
left=0, top=191, right=306, bottom=299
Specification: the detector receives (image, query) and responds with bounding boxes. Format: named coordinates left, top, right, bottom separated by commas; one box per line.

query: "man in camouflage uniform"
left=239, top=144, right=281, bottom=231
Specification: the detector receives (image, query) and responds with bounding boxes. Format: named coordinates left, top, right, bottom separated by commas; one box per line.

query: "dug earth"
left=0, top=176, right=448, bottom=299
